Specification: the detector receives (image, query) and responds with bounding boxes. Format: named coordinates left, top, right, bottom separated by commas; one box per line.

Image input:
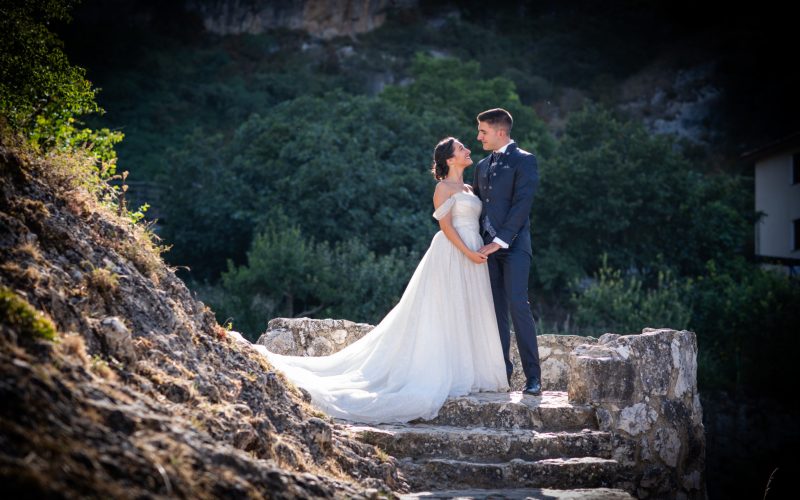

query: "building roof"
left=741, top=131, right=800, bottom=162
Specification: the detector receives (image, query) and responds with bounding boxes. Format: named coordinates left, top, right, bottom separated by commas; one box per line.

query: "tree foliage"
left=572, top=255, right=692, bottom=335
left=218, top=222, right=415, bottom=339
left=160, top=92, right=434, bottom=280
left=0, top=0, right=122, bottom=163
left=382, top=53, right=555, bottom=160
left=689, top=259, right=800, bottom=395
left=161, top=55, right=555, bottom=283
left=533, top=105, right=751, bottom=293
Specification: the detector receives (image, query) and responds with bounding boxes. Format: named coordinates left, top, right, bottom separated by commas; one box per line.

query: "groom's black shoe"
left=523, top=377, right=542, bottom=396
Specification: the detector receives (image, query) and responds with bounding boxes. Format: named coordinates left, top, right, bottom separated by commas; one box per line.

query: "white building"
left=744, top=132, right=800, bottom=270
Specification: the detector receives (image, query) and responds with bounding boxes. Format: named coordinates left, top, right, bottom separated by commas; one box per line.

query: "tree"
left=690, top=259, right=800, bottom=395
left=572, top=255, right=692, bottom=335
left=218, top=222, right=416, bottom=339
left=381, top=53, right=555, bottom=160
left=533, top=105, right=750, bottom=293
left=0, top=0, right=121, bottom=163
left=160, top=55, right=557, bottom=281
left=160, top=92, right=436, bottom=280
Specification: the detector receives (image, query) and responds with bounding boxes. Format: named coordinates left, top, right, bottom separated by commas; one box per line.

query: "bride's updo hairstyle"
left=431, top=137, right=456, bottom=180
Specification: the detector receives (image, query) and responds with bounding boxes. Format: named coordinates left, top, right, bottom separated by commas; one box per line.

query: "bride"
left=254, top=137, right=509, bottom=423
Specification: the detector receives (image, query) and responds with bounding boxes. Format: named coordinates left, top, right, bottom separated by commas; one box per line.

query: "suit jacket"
left=472, top=142, right=539, bottom=256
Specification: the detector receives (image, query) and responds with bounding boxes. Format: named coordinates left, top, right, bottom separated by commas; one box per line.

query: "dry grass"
left=21, top=264, right=42, bottom=284
left=15, top=241, right=42, bottom=261
left=63, top=187, right=94, bottom=217
left=6, top=128, right=170, bottom=288
left=90, top=354, right=116, bottom=380
left=141, top=366, right=166, bottom=386
left=85, top=266, right=119, bottom=295
left=59, top=333, right=89, bottom=364
left=29, top=145, right=108, bottom=200
left=373, top=446, right=391, bottom=463
left=272, top=438, right=304, bottom=471
left=133, top=337, right=153, bottom=349
left=0, top=261, right=23, bottom=276
left=212, top=323, right=228, bottom=342
left=309, top=408, right=330, bottom=420
left=119, top=229, right=170, bottom=283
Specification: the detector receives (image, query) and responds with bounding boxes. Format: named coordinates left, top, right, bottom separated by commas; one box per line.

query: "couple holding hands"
left=256, top=108, right=541, bottom=424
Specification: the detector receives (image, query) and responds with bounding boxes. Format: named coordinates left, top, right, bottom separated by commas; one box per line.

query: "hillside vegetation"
left=0, top=2, right=398, bottom=496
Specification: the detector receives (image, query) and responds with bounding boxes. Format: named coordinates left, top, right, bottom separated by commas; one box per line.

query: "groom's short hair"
left=477, top=108, right=513, bottom=134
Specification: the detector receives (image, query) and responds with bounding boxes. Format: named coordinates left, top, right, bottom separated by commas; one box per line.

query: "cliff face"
left=185, top=0, right=417, bottom=39
left=0, top=133, right=400, bottom=497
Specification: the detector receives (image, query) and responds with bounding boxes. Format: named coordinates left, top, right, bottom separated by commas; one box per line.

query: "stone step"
left=400, top=457, right=620, bottom=491
left=399, top=487, right=634, bottom=499
left=349, top=424, right=612, bottom=463
left=421, top=391, right=597, bottom=431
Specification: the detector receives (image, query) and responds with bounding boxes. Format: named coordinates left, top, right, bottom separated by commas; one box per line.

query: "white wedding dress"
left=254, top=191, right=508, bottom=423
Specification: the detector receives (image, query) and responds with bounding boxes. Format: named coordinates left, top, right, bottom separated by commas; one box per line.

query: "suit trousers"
left=487, top=244, right=541, bottom=382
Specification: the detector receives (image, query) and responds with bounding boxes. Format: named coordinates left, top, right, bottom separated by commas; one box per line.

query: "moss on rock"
left=0, top=286, right=56, bottom=341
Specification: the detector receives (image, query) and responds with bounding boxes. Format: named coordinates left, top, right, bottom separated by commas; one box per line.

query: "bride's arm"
left=433, top=184, right=488, bottom=265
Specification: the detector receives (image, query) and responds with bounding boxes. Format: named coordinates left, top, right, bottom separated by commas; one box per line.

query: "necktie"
left=482, top=152, right=500, bottom=238
left=488, top=152, right=499, bottom=174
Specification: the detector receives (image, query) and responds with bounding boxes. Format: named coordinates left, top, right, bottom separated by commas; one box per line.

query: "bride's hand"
left=468, top=251, right=488, bottom=264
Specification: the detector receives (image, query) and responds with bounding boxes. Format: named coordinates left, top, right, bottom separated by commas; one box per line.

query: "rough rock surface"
left=399, top=488, right=633, bottom=499
left=346, top=391, right=632, bottom=499
left=0, top=136, right=400, bottom=497
left=186, top=0, right=418, bottom=39
left=511, top=334, right=590, bottom=391
left=568, top=328, right=706, bottom=498
left=257, top=317, right=374, bottom=356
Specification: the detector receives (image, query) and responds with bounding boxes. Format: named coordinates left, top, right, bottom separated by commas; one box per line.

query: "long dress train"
left=254, top=191, right=508, bottom=423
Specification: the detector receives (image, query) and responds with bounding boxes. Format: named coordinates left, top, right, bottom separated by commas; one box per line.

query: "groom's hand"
left=478, top=242, right=501, bottom=255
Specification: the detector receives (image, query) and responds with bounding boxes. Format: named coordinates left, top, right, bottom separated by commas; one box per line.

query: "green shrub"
left=533, top=105, right=750, bottom=294
left=215, top=221, right=415, bottom=339
left=690, top=259, right=800, bottom=395
left=572, top=256, right=692, bottom=336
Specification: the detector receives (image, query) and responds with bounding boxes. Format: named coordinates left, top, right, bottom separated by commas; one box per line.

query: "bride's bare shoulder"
left=433, top=181, right=459, bottom=205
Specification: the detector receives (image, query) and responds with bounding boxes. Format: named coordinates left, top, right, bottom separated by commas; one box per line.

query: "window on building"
left=794, top=152, right=800, bottom=184
left=795, top=219, right=800, bottom=251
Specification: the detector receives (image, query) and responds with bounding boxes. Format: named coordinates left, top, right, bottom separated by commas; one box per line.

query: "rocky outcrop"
left=0, top=135, right=398, bottom=497
left=186, top=0, right=417, bottom=39
left=618, top=61, right=722, bottom=146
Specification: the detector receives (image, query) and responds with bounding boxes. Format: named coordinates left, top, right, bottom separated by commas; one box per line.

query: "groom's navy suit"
left=473, top=142, right=541, bottom=383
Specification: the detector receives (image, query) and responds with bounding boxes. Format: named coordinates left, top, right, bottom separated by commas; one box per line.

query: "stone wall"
left=258, top=318, right=583, bottom=391
left=512, top=334, right=588, bottom=391
left=568, top=328, right=706, bottom=498
left=257, top=317, right=374, bottom=356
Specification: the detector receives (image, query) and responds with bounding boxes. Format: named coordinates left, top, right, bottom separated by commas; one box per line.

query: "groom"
left=473, top=108, right=542, bottom=396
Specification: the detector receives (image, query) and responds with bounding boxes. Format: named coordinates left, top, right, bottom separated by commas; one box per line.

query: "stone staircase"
left=258, top=320, right=706, bottom=498
left=343, top=391, right=634, bottom=499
